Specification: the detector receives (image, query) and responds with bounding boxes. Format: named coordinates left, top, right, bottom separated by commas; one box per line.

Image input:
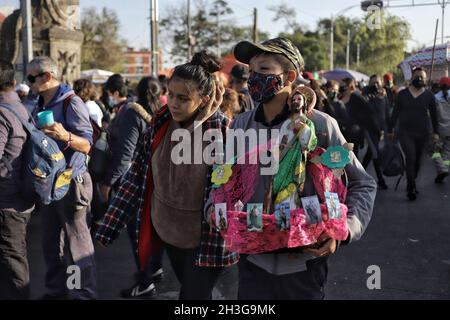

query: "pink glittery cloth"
left=212, top=147, right=349, bottom=254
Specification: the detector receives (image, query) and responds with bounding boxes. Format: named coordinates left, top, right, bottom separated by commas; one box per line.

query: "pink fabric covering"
left=212, top=143, right=263, bottom=208
left=211, top=146, right=349, bottom=254
left=216, top=206, right=348, bottom=254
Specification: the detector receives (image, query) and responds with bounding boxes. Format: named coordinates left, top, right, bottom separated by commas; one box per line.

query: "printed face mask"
left=248, top=71, right=285, bottom=104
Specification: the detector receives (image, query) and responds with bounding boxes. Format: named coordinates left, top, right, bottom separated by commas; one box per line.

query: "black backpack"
left=379, top=139, right=405, bottom=190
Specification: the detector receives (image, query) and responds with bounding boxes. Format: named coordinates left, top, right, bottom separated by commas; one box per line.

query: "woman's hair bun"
left=191, top=50, right=222, bottom=74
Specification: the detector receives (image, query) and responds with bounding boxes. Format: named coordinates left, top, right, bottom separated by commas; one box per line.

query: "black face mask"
left=412, top=77, right=426, bottom=88
left=368, top=84, right=380, bottom=95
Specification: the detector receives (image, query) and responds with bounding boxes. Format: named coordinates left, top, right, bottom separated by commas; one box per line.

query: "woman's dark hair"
left=158, top=75, right=168, bottom=95
left=136, top=76, right=161, bottom=115
left=308, top=79, right=321, bottom=91
left=325, top=80, right=339, bottom=89
left=170, top=50, right=222, bottom=96
left=220, top=88, right=239, bottom=118
left=105, top=73, right=128, bottom=97
left=342, top=77, right=356, bottom=89
left=73, top=78, right=98, bottom=102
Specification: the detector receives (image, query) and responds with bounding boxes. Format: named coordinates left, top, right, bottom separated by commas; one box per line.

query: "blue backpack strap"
left=0, top=102, right=36, bottom=135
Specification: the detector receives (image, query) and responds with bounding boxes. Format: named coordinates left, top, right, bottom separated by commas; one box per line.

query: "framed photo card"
left=215, top=203, right=227, bottom=230
left=246, top=203, right=263, bottom=232
left=275, top=200, right=291, bottom=231
left=301, top=195, right=322, bottom=225
left=324, top=192, right=341, bottom=219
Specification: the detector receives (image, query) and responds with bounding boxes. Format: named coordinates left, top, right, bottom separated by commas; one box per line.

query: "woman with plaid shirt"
left=95, top=51, right=239, bottom=299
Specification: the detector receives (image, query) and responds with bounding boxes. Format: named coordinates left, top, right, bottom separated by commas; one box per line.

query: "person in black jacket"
left=230, top=64, right=254, bottom=113
left=323, top=80, right=352, bottom=135
left=340, top=78, right=377, bottom=157
left=362, top=75, right=389, bottom=189
left=383, top=72, right=397, bottom=118
left=388, top=68, right=439, bottom=200
left=99, top=74, right=164, bottom=298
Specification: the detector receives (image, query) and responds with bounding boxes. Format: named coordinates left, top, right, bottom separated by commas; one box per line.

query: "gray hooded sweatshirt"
left=205, top=104, right=377, bottom=275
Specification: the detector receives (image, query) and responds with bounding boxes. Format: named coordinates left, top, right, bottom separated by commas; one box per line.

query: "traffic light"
left=361, top=0, right=383, bottom=11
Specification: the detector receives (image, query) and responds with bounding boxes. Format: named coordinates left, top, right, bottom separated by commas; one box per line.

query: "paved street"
left=27, top=156, right=450, bottom=300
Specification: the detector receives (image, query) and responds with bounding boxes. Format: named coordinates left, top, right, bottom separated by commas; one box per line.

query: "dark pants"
left=40, top=172, right=97, bottom=299
left=0, top=209, right=31, bottom=299
left=164, top=243, right=223, bottom=300
left=238, top=256, right=327, bottom=300
left=399, top=132, right=428, bottom=191
left=362, top=131, right=384, bottom=182
left=126, top=215, right=164, bottom=284
left=343, top=125, right=363, bottom=157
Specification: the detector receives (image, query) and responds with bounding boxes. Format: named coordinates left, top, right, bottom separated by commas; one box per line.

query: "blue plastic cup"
left=37, top=110, right=54, bottom=128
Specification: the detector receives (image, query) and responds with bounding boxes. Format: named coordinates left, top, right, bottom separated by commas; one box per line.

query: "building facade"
left=123, top=47, right=151, bottom=81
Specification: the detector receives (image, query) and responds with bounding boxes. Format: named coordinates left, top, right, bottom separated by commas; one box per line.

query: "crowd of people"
left=0, top=35, right=449, bottom=300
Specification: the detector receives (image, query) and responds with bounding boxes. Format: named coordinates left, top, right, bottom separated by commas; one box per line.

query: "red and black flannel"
left=95, top=106, right=239, bottom=267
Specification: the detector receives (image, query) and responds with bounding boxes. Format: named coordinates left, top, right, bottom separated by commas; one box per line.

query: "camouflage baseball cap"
left=234, top=37, right=305, bottom=74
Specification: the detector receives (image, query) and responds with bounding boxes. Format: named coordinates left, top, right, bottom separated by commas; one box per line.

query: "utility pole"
left=438, top=0, right=448, bottom=44
left=150, top=0, right=159, bottom=77
left=216, top=9, right=221, bottom=58
left=253, top=8, right=258, bottom=43
left=346, top=29, right=350, bottom=70
left=357, top=43, right=360, bottom=67
left=187, top=0, right=192, bottom=61
left=329, top=5, right=358, bottom=71
left=330, top=16, right=334, bottom=70
left=430, top=19, right=439, bottom=84
left=21, top=0, right=33, bottom=80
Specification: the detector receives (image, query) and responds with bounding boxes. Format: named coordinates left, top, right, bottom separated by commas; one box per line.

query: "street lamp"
left=329, top=5, right=359, bottom=70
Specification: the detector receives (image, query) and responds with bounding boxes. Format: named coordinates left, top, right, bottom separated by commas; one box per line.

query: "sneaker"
left=151, top=268, right=164, bottom=283
left=435, top=172, right=449, bottom=184
left=120, top=281, right=156, bottom=299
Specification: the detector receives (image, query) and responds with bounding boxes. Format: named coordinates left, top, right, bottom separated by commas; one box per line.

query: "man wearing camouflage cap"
left=205, top=37, right=376, bottom=299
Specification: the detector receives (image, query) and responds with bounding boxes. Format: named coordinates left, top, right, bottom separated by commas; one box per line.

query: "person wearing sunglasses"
left=27, top=56, right=97, bottom=300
